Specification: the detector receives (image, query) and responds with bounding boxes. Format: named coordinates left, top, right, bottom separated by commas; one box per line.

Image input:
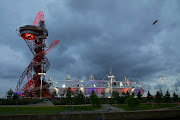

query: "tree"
left=126, top=91, right=130, bottom=97
left=137, top=91, right=142, bottom=100
left=76, top=91, right=85, bottom=105
left=147, top=91, right=152, bottom=101
left=112, top=91, right=120, bottom=104
left=131, top=92, right=135, bottom=97
left=117, top=96, right=125, bottom=104
left=164, top=90, right=170, bottom=103
left=173, top=92, right=178, bottom=102
left=90, top=90, right=100, bottom=107
left=66, top=87, right=73, bottom=104
left=127, top=96, right=140, bottom=109
left=101, top=91, right=105, bottom=98
left=7, top=89, right=14, bottom=99
left=155, top=90, right=163, bottom=103
left=12, top=94, right=19, bottom=100
left=112, top=91, right=119, bottom=99
left=122, top=91, right=125, bottom=96
left=52, top=90, right=57, bottom=99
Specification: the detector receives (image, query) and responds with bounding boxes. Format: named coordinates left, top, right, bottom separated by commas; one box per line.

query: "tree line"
left=3, top=88, right=180, bottom=107
left=52, top=87, right=179, bottom=107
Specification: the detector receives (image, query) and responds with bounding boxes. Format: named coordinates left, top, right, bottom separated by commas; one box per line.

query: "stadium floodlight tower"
left=16, top=11, right=59, bottom=98
left=108, top=75, right=114, bottom=94
left=160, top=78, right=166, bottom=95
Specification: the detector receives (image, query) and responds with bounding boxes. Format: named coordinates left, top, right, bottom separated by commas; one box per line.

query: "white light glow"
left=54, top=88, right=59, bottom=93
left=131, top=88, right=135, bottom=92
left=62, top=84, right=66, bottom=88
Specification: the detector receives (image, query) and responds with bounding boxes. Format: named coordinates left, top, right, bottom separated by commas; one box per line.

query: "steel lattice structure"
left=48, top=74, right=145, bottom=98
left=16, top=11, right=59, bottom=97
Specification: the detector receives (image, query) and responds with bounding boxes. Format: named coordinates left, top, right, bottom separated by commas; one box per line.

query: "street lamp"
left=38, top=73, right=46, bottom=99
left=160, top=78, right=166, bottom=95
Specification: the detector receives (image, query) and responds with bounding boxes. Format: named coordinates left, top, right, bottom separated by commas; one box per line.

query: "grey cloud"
left=1, top=0, right=180, bottom=97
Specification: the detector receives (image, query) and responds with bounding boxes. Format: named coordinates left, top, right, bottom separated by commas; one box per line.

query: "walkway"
left=0, top=100, right=54, bottom=107
left=95, top=104, right=125, bottom=112
left=27, top=100, right=54, bottom=106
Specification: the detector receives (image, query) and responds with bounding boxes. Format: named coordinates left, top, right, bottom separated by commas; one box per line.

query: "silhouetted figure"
left=98, top=116, right=102, bottom=120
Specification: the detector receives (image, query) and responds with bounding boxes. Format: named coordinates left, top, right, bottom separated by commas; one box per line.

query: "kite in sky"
left=153, top=20, right=158, bottom=25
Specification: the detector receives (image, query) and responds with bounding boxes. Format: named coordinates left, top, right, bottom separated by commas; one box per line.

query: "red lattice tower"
left=16, top=11, right=59, bottom=98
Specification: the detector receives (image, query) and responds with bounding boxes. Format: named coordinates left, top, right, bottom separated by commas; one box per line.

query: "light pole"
left=108, top=75, right=114, bottom=94
left=160, top=78, right=166, bottom=95
left=38, top=73, right=46, bottom=99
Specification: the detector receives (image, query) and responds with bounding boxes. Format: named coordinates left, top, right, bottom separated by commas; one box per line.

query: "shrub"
left=127, top=96, right=140, bottom=108
left=117, top=96, right=125, bottom=104
left=90, top=90, right=101, bottom=107
left=155, top=90, right=163, bottom=103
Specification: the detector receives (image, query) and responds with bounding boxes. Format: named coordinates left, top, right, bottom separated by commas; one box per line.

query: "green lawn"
left=114, top=103, right=179, bottom=111
left=0, top=106, right=100, bottom=114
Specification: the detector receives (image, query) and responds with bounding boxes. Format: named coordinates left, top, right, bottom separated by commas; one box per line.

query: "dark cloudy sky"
left=0, top=0, right=180, bottom=97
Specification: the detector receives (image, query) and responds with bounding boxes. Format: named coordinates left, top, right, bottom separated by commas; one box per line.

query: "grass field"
left=0, top=106, right=100, bottom=114
left=114, top=103, right=179, bottom=111
left=0, top=104, right=179, bottom=114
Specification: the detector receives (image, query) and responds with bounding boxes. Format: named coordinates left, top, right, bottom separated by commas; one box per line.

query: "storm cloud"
left=0, top=0, right=180, bottom=97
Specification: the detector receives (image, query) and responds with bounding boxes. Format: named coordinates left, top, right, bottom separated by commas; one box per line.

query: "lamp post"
left=38, top=73, right=46, bottom=99
left=108, top=75, right=114, bottom=94
left=160, top=78, right=166, bottom=95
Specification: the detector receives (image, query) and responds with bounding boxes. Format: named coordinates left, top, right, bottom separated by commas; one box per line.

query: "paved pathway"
left=59, top=104, right=125, bottom=114
left=0, top=100, right=54, bottom=107
left=27, top=100, right=54, bottom=106
left=96, top=104, right=125, bottom=112
left=154, top=105, right=180, bottom=110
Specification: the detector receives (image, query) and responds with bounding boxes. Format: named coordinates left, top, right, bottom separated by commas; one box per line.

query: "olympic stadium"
left=48, top=71, right=144, bottom=98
